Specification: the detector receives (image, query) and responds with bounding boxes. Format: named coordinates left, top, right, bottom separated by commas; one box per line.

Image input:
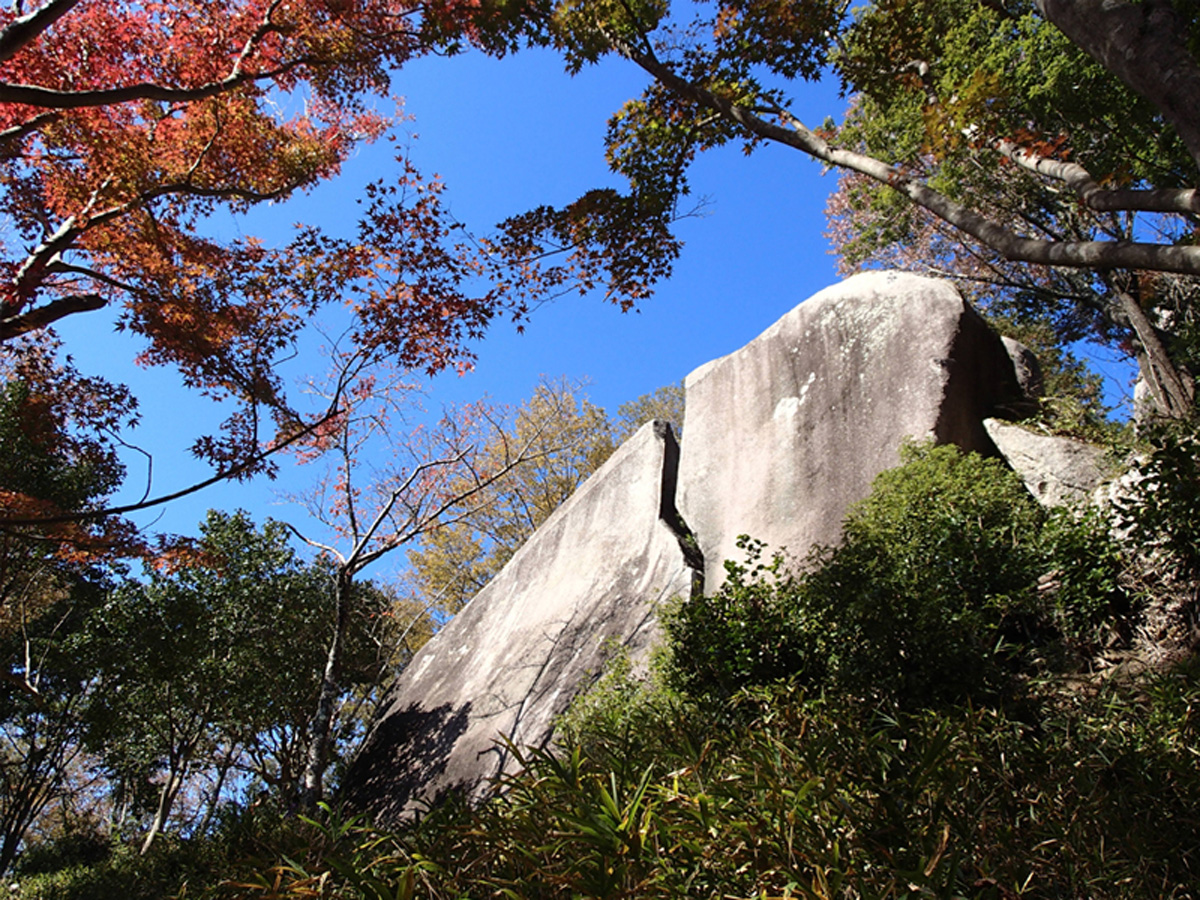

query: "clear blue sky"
left=58, top=46, right=1132, bottom=566
left=59, top=48, right=846, bottom=547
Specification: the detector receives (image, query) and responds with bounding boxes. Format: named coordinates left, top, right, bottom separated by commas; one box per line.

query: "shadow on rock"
left=340, top=700, right=472, bottom=824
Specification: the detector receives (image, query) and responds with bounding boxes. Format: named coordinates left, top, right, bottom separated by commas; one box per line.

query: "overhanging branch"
left=0, top=293, right=105, bottom=340
left=996, top=138, right=1200, bottom=215
left=0, top=398, right=344, bottom=528
left=0, top=57, right=310, bottom=109
left=620, top=43, right=1200, bottom=277
left=0, top=0, right=84, bottom=63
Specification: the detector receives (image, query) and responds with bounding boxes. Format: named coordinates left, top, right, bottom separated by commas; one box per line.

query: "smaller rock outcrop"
left=983, top=418, right=1115, bottom=507
left=341, top=421, right=696, bottom=823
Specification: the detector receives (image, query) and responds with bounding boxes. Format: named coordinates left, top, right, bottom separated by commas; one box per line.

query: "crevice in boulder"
left=653, top=420, right=705, bottom=599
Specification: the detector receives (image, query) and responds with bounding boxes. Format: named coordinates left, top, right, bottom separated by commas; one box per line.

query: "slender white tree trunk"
left=299, top=569, right=352, bottom=809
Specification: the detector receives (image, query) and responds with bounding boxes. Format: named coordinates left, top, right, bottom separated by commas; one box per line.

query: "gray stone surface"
left=983, top=418, right=1114, bottom=507
left=1001, top=336, right=1044, bottom=417
left=677, top=271, right=1026, bottom=589
left=341, top=421, right=696, bottom=823
left=343, top=271, right=1038, bottom=819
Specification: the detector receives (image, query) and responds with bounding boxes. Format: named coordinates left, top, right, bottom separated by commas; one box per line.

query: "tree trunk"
left=1035, top=0, right=1200, bottom=172
left=299, top=568, right=352, bottom=810
left=195, top=743, right=237, bottom=837
left=140, top=767, right=185, bottom=855
left=1115, top=290, right=1195, bottom=420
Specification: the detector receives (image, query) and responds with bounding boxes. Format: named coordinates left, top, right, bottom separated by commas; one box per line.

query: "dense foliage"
left=0, top=509, right=428, bottom=872
left=397, top=671, right=1200, bottom=899
left=1116, top=421, right=1200, bottom=578
left=16, top=437, right=1197, bottom=899
left=27, top=669, right=1199, bottom=899
left=666, top=443, right=1125, bottom=706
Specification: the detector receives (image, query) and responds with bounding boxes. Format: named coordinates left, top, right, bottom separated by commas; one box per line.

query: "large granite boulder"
left=342, top=421, right=696, bottom=823
left=343, top=271, right=1034, bottom=820
left=677, top=271, right=1026, bottom=589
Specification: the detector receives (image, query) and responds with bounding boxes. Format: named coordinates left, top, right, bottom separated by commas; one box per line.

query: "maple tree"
left=0, top=0, right=561, bottom=551
left=526, top=0, right=1200, bottom=417
left=0, top=335, right=138, bottom=665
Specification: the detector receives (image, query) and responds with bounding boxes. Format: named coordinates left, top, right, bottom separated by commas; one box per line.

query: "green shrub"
left=556, top=645, right=705, bottom=781
left=660, top=537, right=830, bottom=700
left=665, top=441, right=1126, bottom=707
left=1038, top=504, right=1129, bottom=645
left=15, top=835, right=218, bottom=900
left=1116, top=419, right=1200, bottom=576
left=395, top=670, right=1200, bottom=899
left=12, top=804, right=309, bottom=900
left=813, top=441, right=1050, bottom=704
left=187, top=633, right=1199, bottom=900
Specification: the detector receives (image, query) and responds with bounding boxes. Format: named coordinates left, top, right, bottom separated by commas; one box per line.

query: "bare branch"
left=0, top=292, right=105, bottom=340
left=0, top=395, right=346, bottom=528
left=346, top=450, right=473, bottom=573
left=0, top=0, right=83, bottom=63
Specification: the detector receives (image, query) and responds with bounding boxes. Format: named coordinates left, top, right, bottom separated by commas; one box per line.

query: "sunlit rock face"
left=677, top=270, right=1025, bottom=590
left=341, top=421, right=696, bottom=822
left=343, top=271, right=1032, bottom=822
left=984, top=418, right=1115, bottom=508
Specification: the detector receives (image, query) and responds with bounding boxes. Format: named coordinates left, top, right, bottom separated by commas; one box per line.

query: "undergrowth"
left=16, top=441, right=1200, bottom=899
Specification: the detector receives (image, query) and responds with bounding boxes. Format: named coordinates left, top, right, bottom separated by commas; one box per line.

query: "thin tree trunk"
left=1115, top=290, right=1194, bottom=419
left=299, top=568, right=352, bottom=810
left=140, top=767, right=185, bottom=855
left=195, top=743, right=237, bottom=836
left=0, top=755, right=43, bottom=874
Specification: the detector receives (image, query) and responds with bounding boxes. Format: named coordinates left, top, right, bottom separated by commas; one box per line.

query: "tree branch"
left=619, top=44, right=1200, bottom=276
left=0, top=110, right=59, bottom=150
left=0, top=58, right=311, bottom=109
left=0, top=397, right=345, bottom=528
left=0, top=0, right=83, bottom=63
left=0, top=292, right=105, bottom=340
left=995, top=138, right=1200, bottom=215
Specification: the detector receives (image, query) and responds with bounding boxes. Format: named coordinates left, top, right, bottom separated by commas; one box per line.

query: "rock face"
left=677, top=271, right=1025, bottom=589
left=344, top=271, right=1034, bottom=820
left=1001, top=336, right=1044, bottom=403
left=984, top=418, right=1114, bottom=507
left=342, top=421, right=696, bottom=822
